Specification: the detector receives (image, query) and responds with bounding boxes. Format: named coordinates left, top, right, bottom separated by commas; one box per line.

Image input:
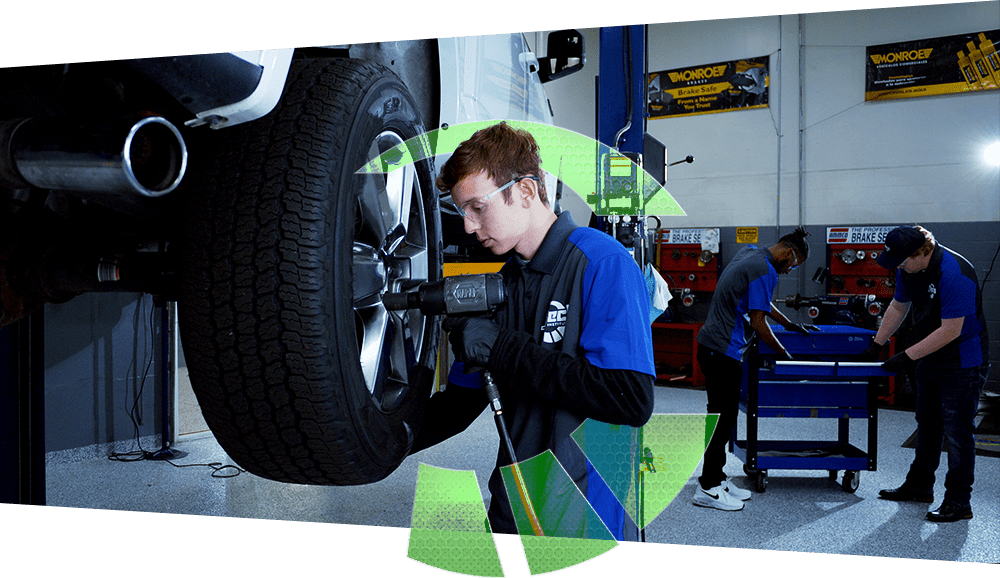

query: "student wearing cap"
left=870, top=225, right=989, bottom=522
left=693, top=227, right=819, bottom=511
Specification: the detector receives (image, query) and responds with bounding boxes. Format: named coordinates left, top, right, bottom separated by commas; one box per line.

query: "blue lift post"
left=598, top=25, right=647, bottom=157
left=596, top=25, right=650, bottom=540
left=596, top=25, right=650, bottom=266
left=0, top=313, right=45, bottom=505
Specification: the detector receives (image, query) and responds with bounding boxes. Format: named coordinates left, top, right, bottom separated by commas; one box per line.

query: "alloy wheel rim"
left=352, top=130, right=430, bottom=411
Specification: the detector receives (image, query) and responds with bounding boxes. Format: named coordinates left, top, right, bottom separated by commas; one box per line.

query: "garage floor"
left=44, top=384, right=999, bottom=565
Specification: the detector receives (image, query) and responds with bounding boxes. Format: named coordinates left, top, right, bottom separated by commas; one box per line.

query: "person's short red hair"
left=436, top=122, right=547, bottom=206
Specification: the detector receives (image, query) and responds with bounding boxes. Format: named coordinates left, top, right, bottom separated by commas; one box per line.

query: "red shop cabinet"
left=651, top=322, right=704, bottom=387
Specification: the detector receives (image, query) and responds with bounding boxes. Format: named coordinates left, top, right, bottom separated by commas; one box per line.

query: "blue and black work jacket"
left=895, top=244, right=988, bottom=369
left=411, top=211, right=655, bottom=539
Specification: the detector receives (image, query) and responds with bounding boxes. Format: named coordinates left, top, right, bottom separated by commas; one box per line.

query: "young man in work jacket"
left=871, top=225, right=989, bottom=523
left=408, top=122, right=655, bottom=540
left=694, top=227, right=817, bottom=511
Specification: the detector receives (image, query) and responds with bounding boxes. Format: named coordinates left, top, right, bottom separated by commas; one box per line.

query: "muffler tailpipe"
left=1, top=116, right=187, bottom=197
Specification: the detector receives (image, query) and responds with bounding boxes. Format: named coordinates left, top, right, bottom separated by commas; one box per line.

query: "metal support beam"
left=597, top=26, right=649, bottom=266
left=0, top=312, right=46, bottom=505
left=597, top=26, right=647, bottom=154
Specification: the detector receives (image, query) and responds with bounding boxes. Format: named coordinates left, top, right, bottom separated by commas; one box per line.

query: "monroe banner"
left=647, top=56, right=769, bottom=119
left=865, top=29, right=1000, bottom=101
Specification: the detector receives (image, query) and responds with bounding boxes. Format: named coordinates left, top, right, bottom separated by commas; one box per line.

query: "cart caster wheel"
left=743, top=464, right=758, bottom=477
left=842, top=470, right=859, bottom=493
left=754, top=470, right=768, bottom=493
left=828, top=470, right=838, bottom=481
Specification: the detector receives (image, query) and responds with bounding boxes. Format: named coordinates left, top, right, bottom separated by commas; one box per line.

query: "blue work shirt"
left=894, top=244, right=988, bottom=368
left=697, top=245, right=778, bottom=362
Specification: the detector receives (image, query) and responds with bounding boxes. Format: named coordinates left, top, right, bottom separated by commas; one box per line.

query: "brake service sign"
left=658, top=228, right=720, bottom=244
left=826, top=226, right=896, bottom=244
left=648, top=56, right=769, bottom=118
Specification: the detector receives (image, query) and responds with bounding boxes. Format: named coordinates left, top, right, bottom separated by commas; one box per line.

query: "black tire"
left=754, top=470, right=768, bottom=493
left=842, top=470, right=860, bottom=493
left=177, top=57, right=440, bottom=485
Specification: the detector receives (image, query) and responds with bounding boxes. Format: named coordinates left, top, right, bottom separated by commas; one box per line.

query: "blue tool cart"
left=732, top=325, right=890, bottom=493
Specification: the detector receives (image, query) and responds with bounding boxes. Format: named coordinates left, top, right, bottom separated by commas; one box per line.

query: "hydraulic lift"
left=0, top=300, right=177, bottom=506
left=595, top=25, right=693, bottom=265
left=594, top=26, right=649, bottom=265
left=595, top=26, right=702, bottom=541
left=0, top=313, right=45, bottom=505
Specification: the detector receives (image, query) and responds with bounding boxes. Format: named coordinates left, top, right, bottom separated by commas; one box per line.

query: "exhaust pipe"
left=0, top=116, right=187, bottom=197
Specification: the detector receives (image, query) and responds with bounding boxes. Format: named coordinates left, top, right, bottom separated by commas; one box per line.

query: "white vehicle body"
left=437, top=34, right=552, bottom=127
left=185, top=49, right=295, bottom=129
left=189, top=35, right=553, bottom=131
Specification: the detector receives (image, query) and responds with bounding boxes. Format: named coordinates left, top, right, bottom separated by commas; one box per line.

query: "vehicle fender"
left=184, top=48, right=294, bottom=129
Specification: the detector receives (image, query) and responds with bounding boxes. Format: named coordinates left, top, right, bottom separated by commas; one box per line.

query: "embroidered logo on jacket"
left=928, top=283, right=937, bottom=299
left=542, top=300, right=568, bottom=343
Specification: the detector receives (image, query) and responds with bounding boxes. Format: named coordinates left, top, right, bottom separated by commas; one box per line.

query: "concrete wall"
left=541, top=1, right=999, bottom=389
left=44, top=294, right=162, bottom=453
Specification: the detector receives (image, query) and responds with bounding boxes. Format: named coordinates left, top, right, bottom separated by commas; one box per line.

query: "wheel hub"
left=352, top=130, right=431, bottom=410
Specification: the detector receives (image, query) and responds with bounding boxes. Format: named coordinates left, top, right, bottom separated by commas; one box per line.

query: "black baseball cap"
left=876, top=226, right=925, bottom=269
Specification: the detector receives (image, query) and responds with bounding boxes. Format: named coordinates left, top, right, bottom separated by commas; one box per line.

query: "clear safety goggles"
left=455, top=175, right=539, bottom=218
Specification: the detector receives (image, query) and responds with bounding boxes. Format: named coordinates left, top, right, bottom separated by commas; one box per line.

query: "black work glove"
left=786, top=322, right=820, bottom=335
left=442, top=316, right=500, bottom=368
left=861, top=339, right=884, bottom=361
left=881, top=351, right=913, bottom=373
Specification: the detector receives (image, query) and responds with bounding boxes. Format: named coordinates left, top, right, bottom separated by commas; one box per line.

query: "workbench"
left=732, top=324, right=890, bottom=493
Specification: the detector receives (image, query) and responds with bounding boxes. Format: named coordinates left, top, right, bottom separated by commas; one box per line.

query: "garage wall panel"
left=671, top=173, right=779, bottom=226
left=798, top=44, right=861, bottom=137
left=44, top=294, right=161, bottom=454
left=803, top=164, right=995, bottom=224
left=804, top=2, right=997, bottom=46
left=801, top=5, right=1000, bottom=224
left=644, top=16, right=785, bottom=230
left=646, top=16, right=782, bottom=70
left=552, top=2, right=1000, bottom=229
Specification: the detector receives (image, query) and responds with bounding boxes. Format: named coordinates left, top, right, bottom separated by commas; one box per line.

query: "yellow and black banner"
left=865, top=29, right=1000, bottom=101
left=647, top=56, right=769, bottom=119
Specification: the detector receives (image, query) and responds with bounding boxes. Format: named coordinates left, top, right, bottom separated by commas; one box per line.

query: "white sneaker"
left=722, top=480, right=752, bottom=501
left=693, top=484, right=745, bottom=511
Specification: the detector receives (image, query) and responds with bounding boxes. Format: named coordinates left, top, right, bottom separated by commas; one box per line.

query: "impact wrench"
left=382, top=274, right=545, bottom=536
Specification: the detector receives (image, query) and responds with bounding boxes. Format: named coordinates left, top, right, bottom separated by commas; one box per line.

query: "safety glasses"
left=455, top=175, right=539, bottom=218
left=789, top=248, right=803, bottom=271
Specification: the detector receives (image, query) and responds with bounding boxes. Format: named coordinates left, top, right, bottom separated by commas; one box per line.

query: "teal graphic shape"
left=408, top=463, right=503, bottom=577
left=572, top=414, right=719, bottom=529
left=571, top=421, right=642, bottom=524
left=355, top=120, right=685, bottom=217
left=500, top=451, right=617, bottom=574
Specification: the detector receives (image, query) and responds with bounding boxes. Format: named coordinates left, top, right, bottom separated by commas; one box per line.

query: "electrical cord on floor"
left=107, top=295, right=245, bottom=479
left=108, top=449, right=246, bottom=478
